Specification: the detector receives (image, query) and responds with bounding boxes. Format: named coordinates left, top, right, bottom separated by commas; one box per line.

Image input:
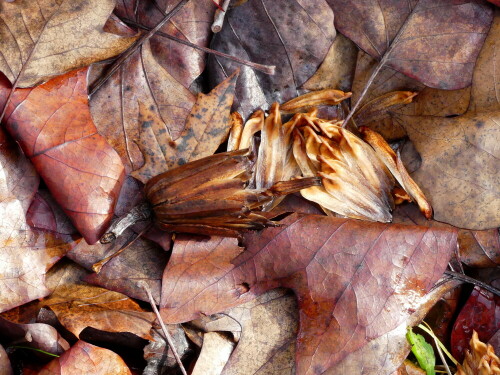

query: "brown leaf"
left=132, top=70, right=239, bottom=183
left=0, top=127, right=70, bottom=313
left=39, top=340, right=132, bottom=375
left=394, top=111, right=500, bottom=230
left=40, top=261, right=154, bottom=340
left=0, top=69, right=125, bottom=244
left=456, top=331, right=500, bottom=375
left=220, top=289, right=298, bottom=375
left=0, top=0, right=136, bottom=87
left=208, top=0, right=336, bottom=118
left=328, top=0, right=493, bottom=89
left=114, top=0, right=216, bottom=88
left=160, top=214, right=457, bottom=374
left=89, top=40, right=196, bottom=173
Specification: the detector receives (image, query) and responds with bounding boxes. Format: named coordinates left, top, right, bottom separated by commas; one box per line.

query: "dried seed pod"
left=281, top=89, right=352, bottom=113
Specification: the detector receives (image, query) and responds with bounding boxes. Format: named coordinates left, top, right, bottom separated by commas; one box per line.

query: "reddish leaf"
left=327, top=0, right=493, bottom=89
left=451, top=287, right=500, bottom=362
left=208, top=0, right=336, bottom=118
left=114, top=0, right=216, bottom=88
left=39, top=340, right=131, bottom=374
left=0, top=69, right=125, bottom=244
left=160, top=214, right=457, bottom=374
left=0, top=128, right=70, bottom=313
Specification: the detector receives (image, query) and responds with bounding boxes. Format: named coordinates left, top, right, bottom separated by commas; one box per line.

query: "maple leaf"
left=0, top=69, right=125, bottom=244
left=0, top=0, right=137, bottom=88
left=160, top=214, right=458, bottom=374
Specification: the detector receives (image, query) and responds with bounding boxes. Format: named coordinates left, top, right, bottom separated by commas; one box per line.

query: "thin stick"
left=140, top=281, right=188, bottom=375
left=212, top=0, right=231, bottom=33
left=444, top=270, right=500, bottom=297
left=121, top=18, right=275, bottom=75
left=89, top=0, right=190, bottom=96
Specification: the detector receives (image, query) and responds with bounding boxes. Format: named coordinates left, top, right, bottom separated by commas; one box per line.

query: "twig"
left=211, top=0, right=231, bottom=33
left=120, top=18, right=275, bottom=75
left=140, top=281, right=188, bottom=375
left=100, top=202, right=151, bottom=244
left=444, top=270, right=500, bottom=297
left=89, top=0, right=191, bottom=96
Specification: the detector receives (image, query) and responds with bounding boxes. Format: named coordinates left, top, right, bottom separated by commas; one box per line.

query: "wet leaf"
left=0, top=0, right=136, bottom=87
left=39, top=340, right=132, bottom=374
left=160, top=214, right=457, bottom=374
left=132, top=70, right=239, bottom=183
left=208, top=0, right=336, bottom=118
left=89, top=40, right=196, bottom=173
left=328, top=0, right=493, bottom=89
left=451, top=287, right=500, bottom=362
left=0, top=127, right=70, bottom=313
left=0, top=69, right=125, bottom=244
left=114, top=0, right=216, bottom=88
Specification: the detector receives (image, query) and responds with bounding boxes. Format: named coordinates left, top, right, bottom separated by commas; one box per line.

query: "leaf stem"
left=140, top=281, right=188, bottom=375
left=120, top=18, right=275, bottom=75
left=89, top=0, right=191, bottom=96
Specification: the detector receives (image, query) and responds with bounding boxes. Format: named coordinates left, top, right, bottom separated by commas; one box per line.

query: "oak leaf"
left=160, top=214, right=457, bottom=374
left=327, top=0, right=493, bottom=89
left=39, top=340, right=132, bottom=375
left=208, top=0, right=336, bottom=118
left=0, top=0, right=137, bottom=87
left=0, top=69, right=125, bottom=244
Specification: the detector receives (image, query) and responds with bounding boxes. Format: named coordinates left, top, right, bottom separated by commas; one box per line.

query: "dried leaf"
left=160, top=214, right=457, bottom=374
left=456, top=331, right=500, bottom=375
left=0, top=69, right=125, bottom=244
left=89, top=40, right=196, bottom=173
left=192, top=332, right=235, bottom=375
left=328, top=0, right=493, bottom=89
left=114, top=0, right=216, bottom=88
left=132, top=70, right=239, bottom=183
left=0, top=344, right=12, bottom=375
left=0, top=128, right=70, bottom=313
left=143, top=326, right=190, bottom=374
left=39, top=340, right=132, bottom=374
left=0, top=0, right=136, bottom=87
left=208, top=0, right=336, bottom=118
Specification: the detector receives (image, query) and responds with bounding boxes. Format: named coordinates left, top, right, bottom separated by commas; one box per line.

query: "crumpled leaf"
left=114, top=0, right=216, bottom=88
left=0, top=316, right=69, bottom=356
left=208, top=0, right=336, bottom=118
left=39, top=261, right=155, bottom=340
left=327, top=0, right=493, bottom=89
left=451, top=287, right=500, bottom=362
left=160, top=214, right=457, bottom=375
left=407, top=328, right=436, bottom=375
left=89, top=40, right=196, bottom=173
left=0, top=69, right=125, bottom=244
left=39, top=340, right=132, bottom=375
left=143, top=326, right=190, bottom=375
left=0, top=127, right=70, bottom=313
left=132, top=70, right=239, bottom=183
left=456, top=331, right=500, bottom=375
left=0, top=0, right=136, bottom=87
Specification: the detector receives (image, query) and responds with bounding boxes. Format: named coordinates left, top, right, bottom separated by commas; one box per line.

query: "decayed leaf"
left=327, top=0, right=493, bottom=89
left=220, top=289, right=298, bottom=375
left=192, top=332, right=235, bottom=375
left=394, top=111, right=500, bottom=230
left=37, top=261, right=154, bottom=340
left=0, top=0, right=136, bottom=87
left=302, top=34, right=358, bottom=92
left=0, top=127, right=70, bottom=313
left=114, top=0, right=216, bottom=88
left=208, top=0, right=336, bottom=118
left=39, top=340, right=132, bottom=375
left=89, top=40, right=196, bottom=173
left=0, top=69, right=125, bottom=244
left=132, top=70, right=239, bottom=183
left=394, top=360, right=427, bottom=375
left=451, top=287, right=500, bottom=362
left=160, top=214, right=457, bottom=374
left=143, top=326, right=190, bottom=374
left=457, top=331, right=500, bottom=375
left=0, top=316, right=69, bottom=355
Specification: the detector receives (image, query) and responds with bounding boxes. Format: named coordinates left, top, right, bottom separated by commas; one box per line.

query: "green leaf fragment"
left=406, top=327, right=436, bottom=375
